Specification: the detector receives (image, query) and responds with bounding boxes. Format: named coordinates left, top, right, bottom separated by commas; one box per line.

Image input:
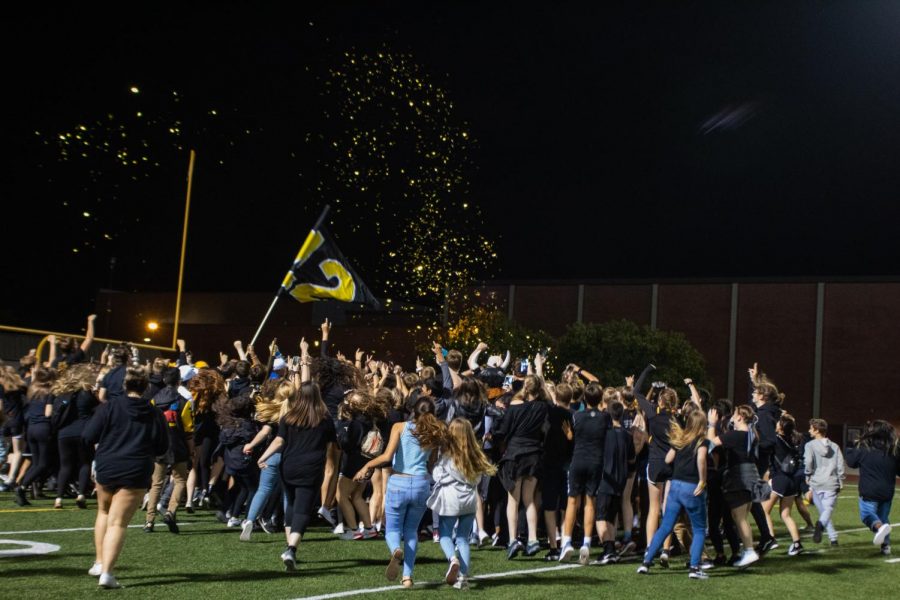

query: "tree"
left=554, top=320, right=712, bottom=401
left=438, top=306, right=555, bottom=373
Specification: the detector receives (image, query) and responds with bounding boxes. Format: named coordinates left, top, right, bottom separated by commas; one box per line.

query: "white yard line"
left=295, top=564, right=582, bottom=600
left=0, top=522, right=198, bottom=536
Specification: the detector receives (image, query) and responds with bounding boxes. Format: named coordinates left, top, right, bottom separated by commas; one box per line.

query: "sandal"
left=385, top=548, right=403, bottom=581
left=401, top=577, right=414, bottom=589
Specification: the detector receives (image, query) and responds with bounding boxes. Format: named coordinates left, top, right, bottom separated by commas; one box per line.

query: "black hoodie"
left=845, top=444, right=900, bottom=502
left=754, top=402, right=782, bottom=451
left=83, top=395, right=168, bottom=489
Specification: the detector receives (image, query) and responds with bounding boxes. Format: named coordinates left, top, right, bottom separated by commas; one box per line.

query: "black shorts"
left=724, top=490, right=751, bottom=510
left=568, top=461, right=602, bottom=497
left=541, top=464, right=568, bottom=512
left=647, top=460, right=672, bottom=486
left=595, top=493, right=622, bottom=523
left=498, top=452, right=542, bottom=493
left=771, top=473, right=801, bottom=498
left=2, top=419, right=23, bottom=438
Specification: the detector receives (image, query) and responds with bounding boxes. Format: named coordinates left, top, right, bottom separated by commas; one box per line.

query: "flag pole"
left=249, top=205, right=331, bottom=347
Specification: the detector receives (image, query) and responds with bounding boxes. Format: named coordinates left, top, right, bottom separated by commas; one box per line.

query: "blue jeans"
left=643, top=479, right=708, bottom=567
left=246, top=452, right=284, bottom=523
left=859, top=497, right=892, bottom=545
left=384, top=475, right=430, bottom=578
left=439, top=513, right=476, bottom=576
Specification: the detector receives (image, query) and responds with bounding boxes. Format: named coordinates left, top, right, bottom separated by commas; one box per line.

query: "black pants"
left=708, top=478, right=741, bottom=555
left=21, top=423, right=52, bottom=488
left=284, top=482, right=318, bottom=535
left=751, top=501, right=773, bottom=542
left=57, top=435, right=94, bottom=497
left=227, top=471, right=258, bottom=518
left=195, top=435, right=216, bottom=492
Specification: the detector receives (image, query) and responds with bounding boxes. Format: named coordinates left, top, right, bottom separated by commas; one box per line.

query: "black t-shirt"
left=647, top=409, right=673, bottom=461
left=672, top=443, right=703, bottom=483
left=101, top=365, right=127, bottom=403
left=24, top=394, right=53, bottom=426
left=322, top=385, right=348, bottom=420
left=278, top=416, right=336, bottom=486
left=339, top=416, right=372, bottom=476
left=1, top=388, right=25, bottom=423
left=56, top=390, right=98, bottom=439
left=773, top=435, right=801, bottom=475
left=544, top=404, right=574, bottom=467
left=598, top=426, right=635, bottom=495
left=720, top=430, right=755, bottom=468
left=496, top=400, right=548, bottom=459
left=571, top=408, right=610, bottom=465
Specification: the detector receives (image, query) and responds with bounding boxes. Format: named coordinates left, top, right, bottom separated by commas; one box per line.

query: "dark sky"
left=4, top=2, right=900, bottom=330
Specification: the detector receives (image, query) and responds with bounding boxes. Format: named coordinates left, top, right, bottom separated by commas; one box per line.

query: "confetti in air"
left=308, top=47, right=497, bottom=311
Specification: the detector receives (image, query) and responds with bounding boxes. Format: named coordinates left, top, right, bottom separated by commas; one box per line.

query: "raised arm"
left=706, top=408, right=723, bottom=446
left=80, top=314, right=97, bottom=353
left=46, top=335, right=57, bottom=368
left=299, top=337, right=311, bottom=383
left=233, top=340, right=247, bottom=361
left=320, top=319, right=331, bottom=357
left=684, top=378, right=703, bottom=408
left=633, top=363, right=655, bottom=396
left=500, top=350, right=511, bottom=370
left=570, top=363, right=599, bottom=383
left=467, top=342, right=488, bottom=371
left=176, top=339, right=188, bottom=366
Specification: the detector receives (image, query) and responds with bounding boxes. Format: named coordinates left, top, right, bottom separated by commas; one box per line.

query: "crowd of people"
left=1, top=315, right=898, bottom=590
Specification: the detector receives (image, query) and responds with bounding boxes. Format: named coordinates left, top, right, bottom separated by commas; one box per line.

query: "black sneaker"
left=215, top=510, right=229, bottom=524
left=788, top=541, right=804, bottom=556
left=830, top=540, right=838, bottom=547
left=881, top=544, right=891, bottom=556
left=258, top=517, right=274, bottom=534
left=281, top=547, right=297, bottom=572
left=713, top=554, right=727, bottom=566
left=524, top=541, right=541, bottom=557
left=185, top=505, right=195, bottom=514
left=163, top=511, right=180, bottom=534
left=75, top=497, right=87, bottom=509
left=506, top=540, right=524, bottom=560
left=545, top=548, right=561, bottom=562
left=659, top=551, right=670, bottom=569
left=689, top=567, right=709, bottom=580
left=813, top=521, right=824, bottom=544
left=13, top=487, right=31, bottom=507
left=758, top=538, right=778, bottom=555
left=143, top=522, right=154, bottom=533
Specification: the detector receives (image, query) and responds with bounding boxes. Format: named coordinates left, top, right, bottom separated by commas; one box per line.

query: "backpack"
left=360, top=425, right=385, bottom=459
left=777, top=436, right=802, bottom=474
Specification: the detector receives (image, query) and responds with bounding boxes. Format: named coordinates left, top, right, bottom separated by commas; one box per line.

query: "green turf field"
left=0, top=485, right=896, bottom=599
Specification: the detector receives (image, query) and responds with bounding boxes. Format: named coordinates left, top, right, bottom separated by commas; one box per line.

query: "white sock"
left=582, top=536, right=591, bottom=548
left=562, top=536, right=572, bottom=547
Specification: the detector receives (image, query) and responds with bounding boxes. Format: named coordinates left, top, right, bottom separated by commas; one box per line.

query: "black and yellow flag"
left=280, top=226, right=381, bottom=310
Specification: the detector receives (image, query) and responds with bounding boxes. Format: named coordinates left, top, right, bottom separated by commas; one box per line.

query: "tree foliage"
left=554, top=320, right=712, bottom=400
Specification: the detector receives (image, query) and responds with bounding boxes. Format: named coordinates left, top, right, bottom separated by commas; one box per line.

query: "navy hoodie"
left=83, top=395, right=168, bottom=489
left=845, top=444, right=900, bottom=502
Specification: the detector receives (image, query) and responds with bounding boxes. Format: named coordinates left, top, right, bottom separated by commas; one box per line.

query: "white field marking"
left=0, top=539, right=61, bottom=557
left=293, top=564, right=583, bottom=600
left=292, top=523, right=900, bottom=600
left=0, top=522, right=199, bottom=536
left=885, top=558, right=900, bottom=564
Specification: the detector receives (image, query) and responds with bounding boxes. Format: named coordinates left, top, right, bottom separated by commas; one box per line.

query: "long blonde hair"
left=445, top=418, right=496, bottom=483
left=669, top=409, right=708, bottom=450
left=255, top=379, right=295, bottom=424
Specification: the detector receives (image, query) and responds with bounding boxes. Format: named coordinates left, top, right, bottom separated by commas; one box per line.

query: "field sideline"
left=0, top=485, right=896, bottom=599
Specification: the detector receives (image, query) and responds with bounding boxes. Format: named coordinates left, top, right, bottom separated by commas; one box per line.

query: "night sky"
left=4, top=2, right=900, bottom=331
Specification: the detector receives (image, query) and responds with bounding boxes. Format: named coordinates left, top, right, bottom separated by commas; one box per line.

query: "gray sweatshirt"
left=804, top=437, right=845, bottom=492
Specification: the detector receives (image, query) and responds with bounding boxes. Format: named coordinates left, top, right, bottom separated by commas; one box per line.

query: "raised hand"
left=321, top=318, right=331, bottom=338
left=625, top=374, right=635, bottom=387
left=355, top=348, right=364, bottom=362
left=749, top=362, right=758, bottom=382
left=299, top=337, right=309, bottom=356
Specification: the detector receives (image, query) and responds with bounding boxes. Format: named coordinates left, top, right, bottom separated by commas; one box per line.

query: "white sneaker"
left=478, top=530, right=491, bottom=548
left=735, top=549, right=759, bottom=568
left=227, top=517, right=242, bottom=528
left=874, top=523, right=892, bottom=546
left=578, top=545, right=590, bottom=566
left=281, top=548, right=297, bottom=572
left=88, top=562, right=102, bottom=577
left=559, top=543, right=574, bottom=562
left=452, top=575, right=469, bottom=590
left=98, top=573, right=121, bottom=589
left=433, top=531, right=441, bottom=543
left=445, top=557, right=460, bottom=585
left=340, top=529, right=358, bottom=540
left=318, top=505, right=337, bottom=527
left=239, top=519, right=253, bottom=542
left=333, top=522, right=345, bottom=535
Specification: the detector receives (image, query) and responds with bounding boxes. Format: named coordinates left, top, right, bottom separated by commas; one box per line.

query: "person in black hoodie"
left=0, top=366, right=28, bottom=492
left=845, top=420, right=900, bottom=555
left=50, top=363, right=98, bottom=509
left=141, top=358, right=168, bottom=402
left=750, top=378, right=782, bottom=553
left=144, top=367, right=191, bottom=534
left=595, top=398, right=636, bottom=565
left=216, top=391, right=260, bottom=527
left=83, top=366, right=168, bottom=589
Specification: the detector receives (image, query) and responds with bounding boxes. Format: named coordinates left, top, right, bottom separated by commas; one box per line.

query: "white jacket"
left=426, top=454, right=477, bottom=517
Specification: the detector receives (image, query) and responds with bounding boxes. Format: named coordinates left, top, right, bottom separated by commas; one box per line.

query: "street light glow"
left=146, top=321, right=159, bottom=331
